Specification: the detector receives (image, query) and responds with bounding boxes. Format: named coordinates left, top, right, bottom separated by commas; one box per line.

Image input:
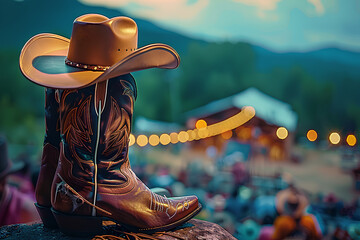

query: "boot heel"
left=35, top=203, right=58, bottom=228
left=51, top=208, right=105, bottom=237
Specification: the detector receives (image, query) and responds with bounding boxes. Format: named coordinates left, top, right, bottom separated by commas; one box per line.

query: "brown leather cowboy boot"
left=35, top=88, right=60, bottom=228
left=51, top=74, right=201, bottom=236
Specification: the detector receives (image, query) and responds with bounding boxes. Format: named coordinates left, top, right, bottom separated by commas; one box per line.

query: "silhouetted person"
left=272, top=185, right=321, bottom=240
left=0, top=135, right=40, bottom=226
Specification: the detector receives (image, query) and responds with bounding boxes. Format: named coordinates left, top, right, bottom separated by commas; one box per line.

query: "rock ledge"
left=0, top=219, right=236, bottom=240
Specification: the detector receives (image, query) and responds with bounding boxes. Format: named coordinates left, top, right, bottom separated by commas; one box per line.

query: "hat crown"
left=67, top=14, right=138, bottom=68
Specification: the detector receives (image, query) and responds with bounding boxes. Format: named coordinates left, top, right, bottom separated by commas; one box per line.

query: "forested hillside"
left=1, top=0, right=359, bottom=145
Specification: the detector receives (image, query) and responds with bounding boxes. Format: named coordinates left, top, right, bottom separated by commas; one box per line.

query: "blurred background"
left=1, top=0, right=360, bottom=239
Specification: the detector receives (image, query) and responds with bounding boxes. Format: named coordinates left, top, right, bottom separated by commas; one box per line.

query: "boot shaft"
left=36, top=88, right=61, bottom=206
left=44, top=88, right=61, bottom=147
left=58, top=74, right=137, bottom=184
left=51, top=74, right=201, bottom=233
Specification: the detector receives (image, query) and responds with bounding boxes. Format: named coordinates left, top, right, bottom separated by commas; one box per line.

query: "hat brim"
left=275, top=189, right=307, bottom=214
left=19, top=33, right=180, bottom=89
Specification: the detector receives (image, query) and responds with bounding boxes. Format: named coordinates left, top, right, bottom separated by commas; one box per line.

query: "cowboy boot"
left=35, top=88, right=60, bottom=228
left=35, top=88, right=170, bottom=229
left=51, top=74, right=201, bottom=236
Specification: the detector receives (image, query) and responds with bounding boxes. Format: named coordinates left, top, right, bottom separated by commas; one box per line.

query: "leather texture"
left=35, top=88, right=60, bottom=207
left=51, top=74, right=200, bottom=231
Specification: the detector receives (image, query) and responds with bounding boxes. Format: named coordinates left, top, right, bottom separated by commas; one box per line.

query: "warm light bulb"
left=307, top=130, right=318, bottom=142
left=329, top=132, right=341, bottom=145
left=198, top=128, right=209, bottom=138
left=178, top=131, right=189, bottom=143
left=276, top=127, right=288, bottom=140
left=129, top=134, right=135, bottom=146
left=187, top=130, right=194, bottom=141
left=243, top=106, right=256, bottom=117
left=160, top=134, right=171, bottom=145
left=346, top=134, right=356, bottom=147
left=149, top=134, right=160, bottom=146
left=221, top=130, right=233, bottom=140
left=170, top=132, right=179, bottom=144
left=195, top=119, right=207, bottom=129
left=136, top=135, right=148, bottom=147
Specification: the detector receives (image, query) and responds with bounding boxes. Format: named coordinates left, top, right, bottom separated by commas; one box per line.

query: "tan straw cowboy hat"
left=19, top=14, right=180, bottom=89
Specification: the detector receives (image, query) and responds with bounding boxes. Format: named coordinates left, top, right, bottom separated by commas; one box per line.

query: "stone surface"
left=0, top=219, right=237, bottom=240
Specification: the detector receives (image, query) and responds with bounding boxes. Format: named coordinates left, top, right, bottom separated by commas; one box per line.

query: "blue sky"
left=79, top=0, right=360, bottom=52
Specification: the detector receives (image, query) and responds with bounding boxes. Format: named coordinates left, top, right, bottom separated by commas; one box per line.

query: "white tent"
left=134, top=117, right=182, bottom=134
left=186, top=87, right=298, bottom=131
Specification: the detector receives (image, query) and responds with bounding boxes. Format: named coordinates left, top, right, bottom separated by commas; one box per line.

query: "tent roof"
left=134, top=117, right=182, bottom=133
left=186, top=87, right=298, bottom=131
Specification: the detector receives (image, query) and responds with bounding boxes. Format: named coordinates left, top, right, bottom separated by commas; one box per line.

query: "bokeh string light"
left=276, top=127, right=288, bottom=140
left=130, top=106, right=255, bottom=147
left=346, top=134, right=357, bottom=147
left=329, top=132, right=341, bottom=145
left=149, top=134, right=160, bottom=146
left=130, top=106, right=358, bottom=147
left=307, top=130, right=318, bottom=142
left=306, top=130, right=357, bottom=147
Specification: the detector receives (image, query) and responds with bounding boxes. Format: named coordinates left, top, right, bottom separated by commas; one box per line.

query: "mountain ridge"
left=2, top=0, right=359, bottom=79
left=1, top=0, right=205, bottom=55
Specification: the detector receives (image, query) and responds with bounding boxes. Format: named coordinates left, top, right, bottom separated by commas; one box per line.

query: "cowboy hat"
left=275, top=186, right=308, bottom=215
left=19, top=14, right=180, bottom=89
